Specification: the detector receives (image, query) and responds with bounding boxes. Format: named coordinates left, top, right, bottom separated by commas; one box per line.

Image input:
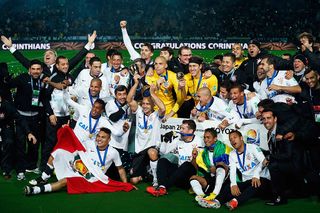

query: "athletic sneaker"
left=157, top=187, right=167, bottom=196
left=25, top=168, right=41, bottom=174
left=17, top=172, right=25, bottom=181
left=195, top=195, right=204, bottom=202
left=226, top=198, right=238, bottom=211
left=28, top=176, right=48, bottom=186
left=204, top=192, right=217, bottom=201
left=24, top=185, right=34, bottom=196
left=198, top=198, right=221, bottom=208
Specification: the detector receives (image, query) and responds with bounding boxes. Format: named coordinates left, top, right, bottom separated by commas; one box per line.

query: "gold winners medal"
left=89, top=133, right=93, bottom=139
left=144, top=129, right=148, bottom=133
left=101, top=166, right=105, bottom=171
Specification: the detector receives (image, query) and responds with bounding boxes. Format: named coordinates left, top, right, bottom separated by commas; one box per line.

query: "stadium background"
left=1, top=0, right=320, bottom=211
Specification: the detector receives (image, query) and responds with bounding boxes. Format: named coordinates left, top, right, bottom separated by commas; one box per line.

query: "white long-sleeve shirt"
left=121, top=28, right=141, bottom=61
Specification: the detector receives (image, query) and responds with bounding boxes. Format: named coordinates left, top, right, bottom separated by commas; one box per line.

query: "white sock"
left=33, top=186, right=41, bottom=194
left=190, top=180, right=205, bottom=196
left=213, top=168, right=226, bottom=195
left=44, top=184, right=52, bottom=192
left=149, top=160, right=158, bottom=182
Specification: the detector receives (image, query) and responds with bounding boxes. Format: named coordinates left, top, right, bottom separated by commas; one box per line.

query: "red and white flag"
left=51, top=126, right=134, bottom=194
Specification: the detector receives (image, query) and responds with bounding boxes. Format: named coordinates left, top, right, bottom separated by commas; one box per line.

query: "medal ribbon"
left=96, top=145, right=108, bottom=168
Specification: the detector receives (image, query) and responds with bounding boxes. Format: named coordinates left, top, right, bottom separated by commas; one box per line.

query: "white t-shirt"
left=194, top=96, right=240, bottom=124
left=104, top=68, right=130, bottom=97
left=229, top=143, right=270, bottom=186
left=259, top=71, right=299, bottom=103
left=105, top=99, right=131, bottom=151
left=86, top=145, right=122, bottom=174
left=161, top=135, right=204, bottom=166
left=69, top=68, right=110, bottom=99
left=134, top=106, right=162, bottom=153
left=67, top=99, right=124, bottom=144
left=229, top=95, right=260, bottom=127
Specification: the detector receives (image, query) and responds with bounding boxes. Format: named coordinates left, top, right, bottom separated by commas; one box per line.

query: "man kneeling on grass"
left=24, top=127, right=135, bottom=195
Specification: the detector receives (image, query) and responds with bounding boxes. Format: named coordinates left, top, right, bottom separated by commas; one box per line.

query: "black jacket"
left=7, top=73, right=46, bottom=112
left=12, top=47, right=89, bottom=77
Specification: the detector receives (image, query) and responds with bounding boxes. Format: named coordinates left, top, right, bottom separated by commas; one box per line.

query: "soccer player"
left=191, top=87, right=240, bottom=129
left=104, top=52, right=130, bottom=97
left=145, top=56, right=186, bottom=119
left=190, top=128, right=231, bottom=202
left=120, top=20, right=154, bottom=71
left=105, top=85, right=131, bottom=177
left=24, top=128, right=134, bottom=195
left=28, top=98, right=127, bottom=186
left=178, top=56, right=218, bottom=118
left=228, top=84, right=260, bottom=128
left=258, top=55, right=301, bottom=104
left=198, top=130, right=270, bottom=210
left=146, top=120, right=204, bottom=197
left=127, top=75, right=165, bottom=185
left=69, top=56, right=110, bottom=101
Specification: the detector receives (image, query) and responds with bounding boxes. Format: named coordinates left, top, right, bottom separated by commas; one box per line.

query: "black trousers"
left=177, top=99, right=195, bottom=118
left=40, top=116, right=69, bottom=171
left=157, top=158, right=196, bottom=189
left=268, top=160, right=303, bottom=198
left=16, top=114, right=42, bottom=172
left=0, top=125, right=15, bottom=173
left=216, top=178, right=271, bottom=205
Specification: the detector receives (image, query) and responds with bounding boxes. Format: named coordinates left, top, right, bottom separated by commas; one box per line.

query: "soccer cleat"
left=198, top=198, right=221, bottom=208
left=157, top=187, right=167, bottom=196
left=17, top=172, right=26, bottom=181
left=204, top=192, right=217, bottom=201
left=146, top=186, right=159, bottom=196
left=24, top=185, right=34, bottom=196
left=28, top=176, right=48, bottom=186
left=226, top=198, right=238, bottom=211
left=146, top=186, right=167, bottom=197
left=195, top=195, right=204, bottom=202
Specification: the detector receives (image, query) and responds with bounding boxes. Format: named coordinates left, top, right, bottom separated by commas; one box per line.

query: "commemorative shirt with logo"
left=105, top=99, right=131, bottom=150
left=134, top=106, right=162, bottom=154
left=162, top=135, right=204, bottom=166
left=260, top=71, right=299, bottom=103
left=229, top=143, right=270, bottom=186
left=194, top=96, right=240, bottom=124
left=86, top=145, right=122, bottom=174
